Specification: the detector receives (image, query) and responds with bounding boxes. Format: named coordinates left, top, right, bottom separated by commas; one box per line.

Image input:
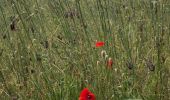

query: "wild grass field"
left=0, top=0, right=170, bottom=100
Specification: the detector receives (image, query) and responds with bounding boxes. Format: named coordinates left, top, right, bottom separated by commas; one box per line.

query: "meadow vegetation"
left=0, top=0, right=170, bottom=99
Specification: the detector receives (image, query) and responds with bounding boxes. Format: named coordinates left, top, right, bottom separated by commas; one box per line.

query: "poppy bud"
left=107, top=57, right=113, bottom=68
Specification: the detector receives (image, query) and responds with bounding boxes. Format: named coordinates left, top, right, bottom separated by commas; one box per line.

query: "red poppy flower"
left=95, top=41, right=104, bottom=47
left=79, top=88, right=96, bottom=100
left=107, top=57, right=113, bottom=68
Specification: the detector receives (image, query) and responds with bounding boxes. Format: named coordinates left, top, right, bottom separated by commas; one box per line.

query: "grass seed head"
left=101, top=50, right=107, bottom=58
left=36, top=53, right=42, bottom=62
left=64, top=9, right=79, bottom=19
left=105, top=55, right=108, bottom=60
left=145, top=58, right=155, bottom=71
left=126, top=60, right=134, bottom=70
left=97, top=61, right=100, bottom=66
left=3, top=34, right=7, bottom=39
left=40, top=40, right=49, bottom=49
left=10, top=16, right=19, bottom=31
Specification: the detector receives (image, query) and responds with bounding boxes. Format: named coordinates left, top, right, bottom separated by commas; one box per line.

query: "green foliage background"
left=0, top=0, right=170, bottom=99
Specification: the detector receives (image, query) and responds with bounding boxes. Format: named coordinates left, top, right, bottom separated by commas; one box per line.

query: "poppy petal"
left=96, top=41, right=104, bottom=47
left=79, top=88, right=90, bottom=97
left=79, top=88, right=96, bottom=100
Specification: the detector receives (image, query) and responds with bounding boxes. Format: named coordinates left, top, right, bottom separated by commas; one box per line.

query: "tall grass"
left=0, top=0, right=170, bottom=99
